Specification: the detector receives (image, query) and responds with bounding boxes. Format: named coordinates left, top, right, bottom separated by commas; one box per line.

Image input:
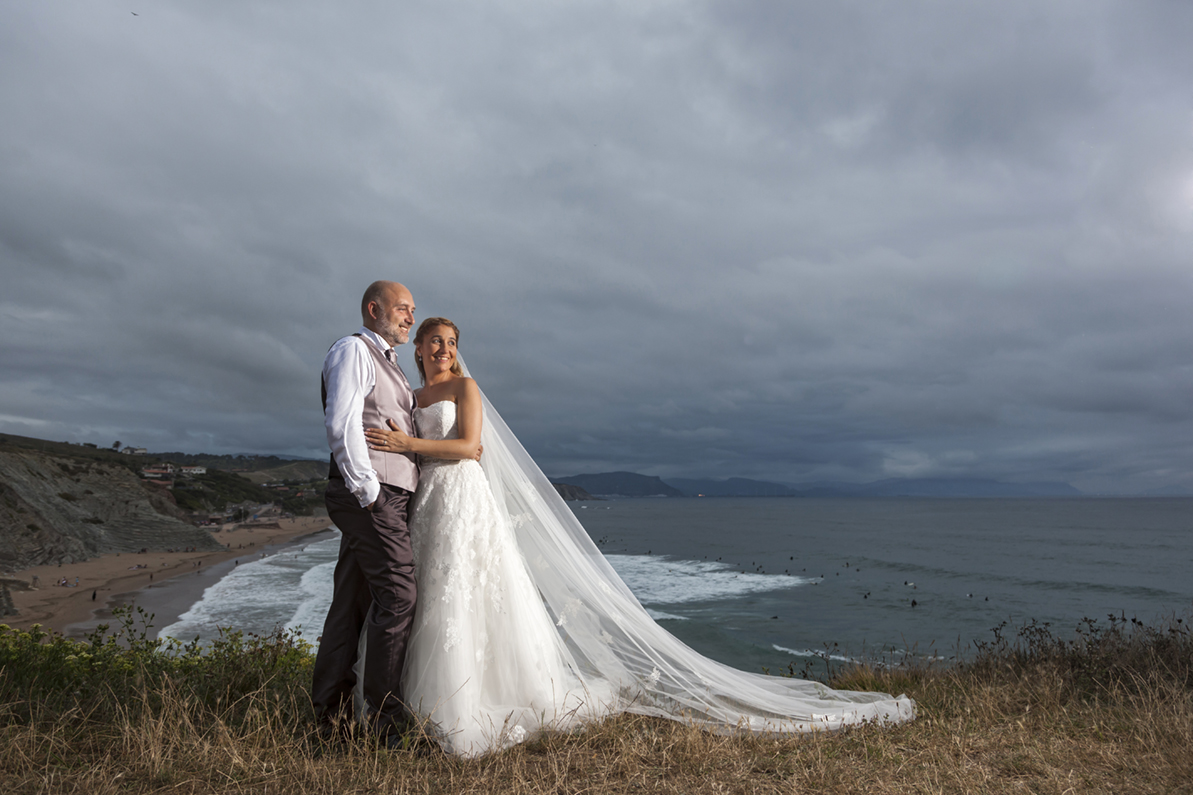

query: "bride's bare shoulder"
left=453, top=376, right=478, bottom=399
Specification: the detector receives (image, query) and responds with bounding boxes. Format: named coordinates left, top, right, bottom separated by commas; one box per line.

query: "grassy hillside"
left=171, top=469, right=326, bottom=517
left=153, top=452, right=324, bottom=476
left=241, top=459, right=328, bottom=485
left=0, top=610, right=1188, bottom=793
left=0, top=433, right=142, bottom=474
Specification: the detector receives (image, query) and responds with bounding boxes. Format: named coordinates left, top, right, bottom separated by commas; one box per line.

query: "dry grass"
left=2, top=613, right=1191, bottom=794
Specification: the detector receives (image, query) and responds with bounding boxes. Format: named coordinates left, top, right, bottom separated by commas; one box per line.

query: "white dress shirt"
left=322, top=326, right=404, bottom=508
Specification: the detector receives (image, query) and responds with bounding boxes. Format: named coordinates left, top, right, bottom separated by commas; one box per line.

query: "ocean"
left=158, top=497, right=1193, bottom=675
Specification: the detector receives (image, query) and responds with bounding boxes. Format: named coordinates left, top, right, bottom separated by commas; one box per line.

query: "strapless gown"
left=403, top=400, right=608, bottom=757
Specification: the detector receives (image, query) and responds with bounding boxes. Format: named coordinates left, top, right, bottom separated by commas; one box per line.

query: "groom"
left=312, top=280, right=420, bottom=742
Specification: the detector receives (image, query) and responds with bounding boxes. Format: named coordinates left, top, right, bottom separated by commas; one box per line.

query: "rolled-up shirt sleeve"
left=323, top=336, right=380, bottom=508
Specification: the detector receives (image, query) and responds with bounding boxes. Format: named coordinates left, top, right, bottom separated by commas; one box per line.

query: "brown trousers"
left=311, top=479, right=416, bottom=731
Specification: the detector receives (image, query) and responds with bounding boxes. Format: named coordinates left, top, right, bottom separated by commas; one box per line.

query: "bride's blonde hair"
left=413, top=317, right=464, bottom=383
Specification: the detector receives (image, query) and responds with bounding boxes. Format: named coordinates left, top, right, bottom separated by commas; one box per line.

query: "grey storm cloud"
left=1, top=1, right=1191, bottom=494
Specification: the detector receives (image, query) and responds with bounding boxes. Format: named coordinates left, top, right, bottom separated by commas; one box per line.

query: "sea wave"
left=645, top=609, right=688, bottom=621
left=158, top=540, right=810, bottom=645
left=159, top=536, right=340, bottom=642
left=772, top=645, right=859, bottom=664
left=605, top=554, right=812, bottom=605
left=284, top=559, right=336, bottom=635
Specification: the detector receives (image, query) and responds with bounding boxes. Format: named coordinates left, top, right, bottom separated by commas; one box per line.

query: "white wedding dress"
left=403, top=400, right=613, bottom=756
left=397, top=376, right=914, bottom=758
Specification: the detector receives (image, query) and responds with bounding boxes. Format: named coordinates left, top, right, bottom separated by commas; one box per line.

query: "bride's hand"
left=365, top=420, right=414, bottom=453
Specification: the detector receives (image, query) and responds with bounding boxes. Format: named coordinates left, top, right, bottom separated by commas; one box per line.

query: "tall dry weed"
left=2, top=611, right=1191, bottom=793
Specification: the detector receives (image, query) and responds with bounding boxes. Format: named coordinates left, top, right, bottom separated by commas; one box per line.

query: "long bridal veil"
left=461, top=357, right=914, bottom=732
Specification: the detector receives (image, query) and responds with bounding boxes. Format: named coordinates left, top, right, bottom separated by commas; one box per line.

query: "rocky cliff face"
left=0, top=449, right=222, bottom=573
left=552, top=483, right=599, bottom=501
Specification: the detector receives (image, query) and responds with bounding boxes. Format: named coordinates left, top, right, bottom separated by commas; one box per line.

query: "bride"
left=365, top=317, right=914, bottom=757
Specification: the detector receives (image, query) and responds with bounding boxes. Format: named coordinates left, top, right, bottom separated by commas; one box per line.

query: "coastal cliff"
left=552, top=483, right=599, bottom=501
left=551, top=472, right=682, bottom=498
left=0, top=448, right=221, bottom=573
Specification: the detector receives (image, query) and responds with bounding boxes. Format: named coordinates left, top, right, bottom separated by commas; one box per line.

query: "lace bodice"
left=415, top=400, right=459, bottom=443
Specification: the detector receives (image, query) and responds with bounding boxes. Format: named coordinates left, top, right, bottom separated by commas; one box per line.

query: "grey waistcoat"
left=323, top=334, right=419, bottom=493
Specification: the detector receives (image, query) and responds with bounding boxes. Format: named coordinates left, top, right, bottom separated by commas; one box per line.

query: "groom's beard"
left=375, top=318, right=409, bottom=347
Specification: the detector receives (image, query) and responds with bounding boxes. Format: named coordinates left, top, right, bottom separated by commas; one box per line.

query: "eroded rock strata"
left=0, top=450, right=220, bottom=573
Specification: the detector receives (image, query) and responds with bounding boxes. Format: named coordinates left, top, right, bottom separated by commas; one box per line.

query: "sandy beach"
left=2, top=515, right=335, bottom=637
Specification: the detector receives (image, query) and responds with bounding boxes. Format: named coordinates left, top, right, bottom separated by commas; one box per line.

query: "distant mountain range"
left=552, top=483, right=599, bottom=501
left=551, top=472, right=1084, bottom=498
left=1138, top=484, right=1193, bottom=497
left=665, top=477, right=797, bottom=497
left=792, top=478, right=1082, bottom=498
left=550, top=472, right=683, bottom=498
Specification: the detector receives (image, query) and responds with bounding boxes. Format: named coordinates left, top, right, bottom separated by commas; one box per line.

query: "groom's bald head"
left=362, top=281, right=415, bottom=346
left=361, top=280, right=410, bottom=317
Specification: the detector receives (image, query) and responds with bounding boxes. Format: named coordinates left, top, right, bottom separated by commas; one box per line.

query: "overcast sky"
left=2, top=1, right=1192, bottom=493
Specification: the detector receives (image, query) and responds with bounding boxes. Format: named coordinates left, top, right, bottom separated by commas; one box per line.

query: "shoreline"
left=2, top=516, right=337, bottom=638
left=64, top=526, right=340, bottom=642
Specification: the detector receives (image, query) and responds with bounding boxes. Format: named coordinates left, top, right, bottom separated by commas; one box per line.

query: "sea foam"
left=606, top=554, right=812, bottom=606
left=157, top=536, right=810, bottom=646
left=159, top=535, right=341, bottom=643
left=772, top=644, right=860, bottom=664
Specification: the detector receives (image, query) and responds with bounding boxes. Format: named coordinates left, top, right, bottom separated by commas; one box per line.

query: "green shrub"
left=0, top=606, right=317, bottom=731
